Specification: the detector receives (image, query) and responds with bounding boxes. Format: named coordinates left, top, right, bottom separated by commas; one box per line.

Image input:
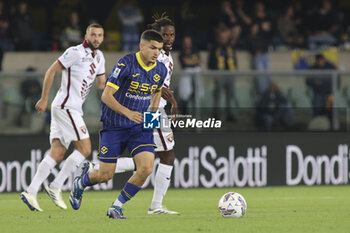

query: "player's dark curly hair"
left=147, top=12, right=175, bottom=32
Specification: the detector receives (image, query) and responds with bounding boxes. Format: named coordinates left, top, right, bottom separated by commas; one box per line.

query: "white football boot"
left=20, top=191, right=43, bottom=212
left=148, top=205, right=180, bottom=215
left=44, top=184, right=67, bottom=210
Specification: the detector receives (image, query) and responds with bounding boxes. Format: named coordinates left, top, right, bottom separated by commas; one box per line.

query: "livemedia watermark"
left=143, top=111, right=222, bottom=129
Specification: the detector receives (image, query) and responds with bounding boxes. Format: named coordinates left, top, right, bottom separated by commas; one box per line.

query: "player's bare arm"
left=161, top=88, right=178, bottom=121
left=35, top=60, right=64, bottom=114
left=161, top=87, right=173, bottom=100
left=96, top=74, right=106, bottom=90
left=150, top=89, right=162, bottom=111
left=101, top=85, right=143, bottom=123
left=170, top=98, right=178, bottom=121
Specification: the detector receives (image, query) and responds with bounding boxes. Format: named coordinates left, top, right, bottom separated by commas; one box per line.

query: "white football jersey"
left=157, top=49, right=174, bottom=108
left=52, top=41, right=105, bottom=115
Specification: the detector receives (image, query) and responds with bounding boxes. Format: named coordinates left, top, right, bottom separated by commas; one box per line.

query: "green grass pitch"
left=1, top=186, right=349, bottom=233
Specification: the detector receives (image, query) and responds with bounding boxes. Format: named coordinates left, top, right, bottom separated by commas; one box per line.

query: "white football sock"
left=27, top=155, right=57, bottom=197
left=150, top=163, right=173, bottom=209
left=116, top=158, right=135, bottom=173
left=93, top=158, right=135, bottom=173
left=113, top=198, right=124, bottom=207
left=50, top=150, right=85, bottom=189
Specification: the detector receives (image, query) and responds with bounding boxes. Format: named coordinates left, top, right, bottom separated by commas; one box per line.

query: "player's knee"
left=81, top=148, right=91, bottom=157
left=138, top=165, right=153, bottom=177
left=77, top=147, right=91, bottom=158
left=50, top=149, right=65, bottom=162
left=74, top=139, right=91, bottom=157
left=158, top=150, right=175, bottom=165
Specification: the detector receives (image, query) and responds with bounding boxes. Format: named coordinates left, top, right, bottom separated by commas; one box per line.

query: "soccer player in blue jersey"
left=110, top=13, right=179, bottom=215
left=69, top=29, right=167, bottom=219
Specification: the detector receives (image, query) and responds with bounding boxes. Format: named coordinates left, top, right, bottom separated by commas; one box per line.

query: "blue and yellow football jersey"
left=101, top=52, right=167, bottom=128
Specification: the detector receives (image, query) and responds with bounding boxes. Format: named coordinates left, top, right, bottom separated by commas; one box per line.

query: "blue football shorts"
left=97, top=124, right=156, bottom=163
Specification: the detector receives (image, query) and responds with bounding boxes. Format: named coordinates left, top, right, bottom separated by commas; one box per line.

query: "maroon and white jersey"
left=52, top=41, right=105, bottom=115
left=157, top=49, right=173, bottom=108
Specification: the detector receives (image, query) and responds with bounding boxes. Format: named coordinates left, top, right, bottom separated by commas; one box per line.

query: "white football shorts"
left=153, top=109, right=175, bottom=152
left=50, top=107, right=89, bottom=149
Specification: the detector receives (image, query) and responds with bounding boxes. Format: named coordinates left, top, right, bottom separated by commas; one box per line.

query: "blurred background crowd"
left=1, top=0, right=349, bottom=52
left=1, top=0, right=350, bottom=133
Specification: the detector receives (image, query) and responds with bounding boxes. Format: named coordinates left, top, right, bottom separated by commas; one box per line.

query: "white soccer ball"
left=218, top=192, right=247, bottom=218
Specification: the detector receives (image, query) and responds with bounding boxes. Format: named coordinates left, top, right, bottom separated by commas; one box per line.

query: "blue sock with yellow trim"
left=113, top=182, right=142, bottom=207
left=78, top=173, right=94, bottom=190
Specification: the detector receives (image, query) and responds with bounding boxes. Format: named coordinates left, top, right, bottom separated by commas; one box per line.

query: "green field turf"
left=1, top=186, right=349, bottom=233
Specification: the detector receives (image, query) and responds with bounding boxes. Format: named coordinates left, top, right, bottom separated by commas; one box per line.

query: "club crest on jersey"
left=112, top=68, right=121, bottom=78
left=80, top=126, right=87, bottom=134
left=166, top=134, right=174, bottom=143
left=153, top=74, right=161, bottom=82
left=100, top=146, right=108, bottom=154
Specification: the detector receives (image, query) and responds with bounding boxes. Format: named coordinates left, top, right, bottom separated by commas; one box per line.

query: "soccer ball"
left=218, top=192, right=247, bottom=218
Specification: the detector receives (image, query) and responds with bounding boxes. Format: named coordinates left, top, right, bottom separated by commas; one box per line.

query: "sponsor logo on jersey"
left=128, top=81, right=158, bottom=94
left=82, top=57, right=94, bottom=62
left=125, top=93, right=151, bottom=100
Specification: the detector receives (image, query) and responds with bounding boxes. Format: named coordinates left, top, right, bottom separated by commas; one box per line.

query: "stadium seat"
left=47, top=85, right=58, bottom=109
left=333, top=90, right=347, bottom=108
left=200, top=86, right=214, bottom=108
left=233, top=85, right=255, bottom=108
left=20, top=111, right=46, bottom=133
left=342, top=85, right=350, bottom=106
left=307, top=116, right=331, bottom=131
left=1, top=88, right=24, bottom=127
left=3, top=88, right=24, bottom=106
left=287, top=86, right=312, bottom=108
